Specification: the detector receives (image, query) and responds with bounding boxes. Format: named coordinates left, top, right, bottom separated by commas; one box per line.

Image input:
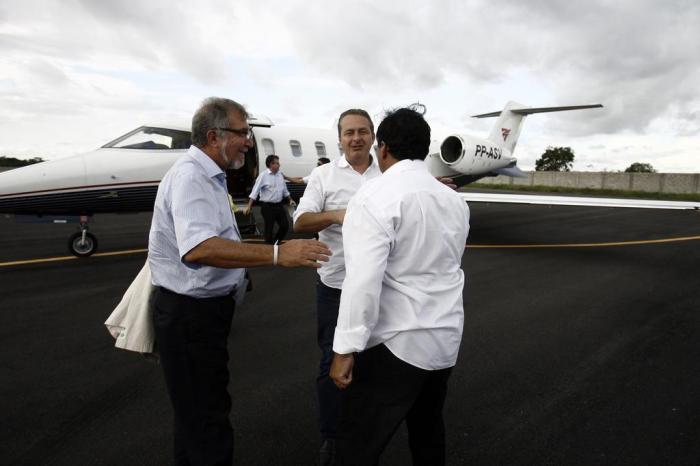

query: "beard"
left=220, top=143, right=245, bottom=170
left=228, top=157, right=245, bottom=170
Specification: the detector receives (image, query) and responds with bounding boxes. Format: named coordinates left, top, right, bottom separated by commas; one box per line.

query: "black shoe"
left=319, top=438, right=336, bottom=466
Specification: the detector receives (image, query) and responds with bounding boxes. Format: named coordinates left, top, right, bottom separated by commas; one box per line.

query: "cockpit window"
left=102, top=127, right=191, bottom=150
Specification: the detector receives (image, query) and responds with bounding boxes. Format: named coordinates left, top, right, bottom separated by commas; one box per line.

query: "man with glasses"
left=149, top=97, right=331, bottom=465
left=243, top=154, right=296, bottom=244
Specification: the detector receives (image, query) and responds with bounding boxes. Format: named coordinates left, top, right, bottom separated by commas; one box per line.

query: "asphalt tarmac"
left=1, top=203, right=699, bottom=465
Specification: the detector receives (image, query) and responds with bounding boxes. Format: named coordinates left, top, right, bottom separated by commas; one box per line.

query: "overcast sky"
left=1, top=0, right=698, bottom=172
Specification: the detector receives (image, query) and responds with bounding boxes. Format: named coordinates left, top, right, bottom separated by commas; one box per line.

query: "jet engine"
left=439, top=134, right=514, bottom=176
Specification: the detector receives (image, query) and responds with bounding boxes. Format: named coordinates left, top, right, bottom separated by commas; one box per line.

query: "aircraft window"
left=103, top=127, right=191, bottom=150
left=262, top=138, right=275, bottom=156
left=290, top=140, right=302, bottom=157
left=314, top=142, right=327, bottom=156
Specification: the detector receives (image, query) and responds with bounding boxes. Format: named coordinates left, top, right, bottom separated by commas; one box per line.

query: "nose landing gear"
left=67, top=216, right=98, bottom=257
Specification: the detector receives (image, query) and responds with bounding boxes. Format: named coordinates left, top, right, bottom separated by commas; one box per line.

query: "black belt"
left=259, top=201, right=284, bottom=206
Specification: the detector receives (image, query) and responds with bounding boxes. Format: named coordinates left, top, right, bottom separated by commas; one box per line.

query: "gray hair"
left=191, top=97, right=248, bottom=147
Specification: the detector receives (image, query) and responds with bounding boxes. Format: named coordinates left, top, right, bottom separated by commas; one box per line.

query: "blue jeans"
left=316, top=280, right=342, bottom=440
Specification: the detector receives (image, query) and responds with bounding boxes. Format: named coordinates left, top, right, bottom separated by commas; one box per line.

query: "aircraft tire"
left=68, top=231, right=98, bottom=257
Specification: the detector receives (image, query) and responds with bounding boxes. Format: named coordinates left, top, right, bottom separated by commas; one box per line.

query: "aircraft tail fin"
left=475, top=102, right=603, bottom=154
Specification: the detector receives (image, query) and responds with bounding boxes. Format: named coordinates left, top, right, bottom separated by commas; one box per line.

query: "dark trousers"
left=316, top=280, right=342, bottom=440
left=260, top=202, right=289, bottom=244
left=153, top=287, right=236, bottom=466
left=337, top=344, right=453, bottom=466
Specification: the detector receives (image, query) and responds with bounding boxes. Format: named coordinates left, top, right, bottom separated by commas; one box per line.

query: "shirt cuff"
left=179, top=232, right=216, bottom=262
left=292, top=206, right=316, bottom=223
left=332, top=326, right=371, bottom=354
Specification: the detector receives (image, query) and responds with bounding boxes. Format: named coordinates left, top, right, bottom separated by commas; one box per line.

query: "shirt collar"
left=383, top=158, right=427, bottom=176
left=188, top=145, right=225, bottom=179
left=338, top=154, right=376, bottom=171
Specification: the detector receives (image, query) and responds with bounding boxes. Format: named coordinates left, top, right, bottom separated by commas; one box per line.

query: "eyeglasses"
left=214, top=127, right=253, bottom=139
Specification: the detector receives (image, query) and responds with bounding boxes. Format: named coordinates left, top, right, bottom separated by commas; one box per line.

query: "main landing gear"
left=67, top=216, right=98, bottom=257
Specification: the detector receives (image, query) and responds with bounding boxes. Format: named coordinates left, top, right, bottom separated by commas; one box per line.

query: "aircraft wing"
left=459, top=192, right=700, bottom=210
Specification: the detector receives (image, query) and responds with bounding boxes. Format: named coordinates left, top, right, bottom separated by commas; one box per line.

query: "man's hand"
left=437, top=176, right=457, bottom=190
left=330, top=352, right=354, bottom=389
left=277, top=239, right=331, bottom=268
left=243, top=199, right=255, bottom=217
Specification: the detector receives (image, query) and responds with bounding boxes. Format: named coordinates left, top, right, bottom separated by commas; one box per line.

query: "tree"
left=0, top=156, right=45, bottom=167
left=535, top=146, right=575, bottom=172
left=624, top=162, right=656, bottom=173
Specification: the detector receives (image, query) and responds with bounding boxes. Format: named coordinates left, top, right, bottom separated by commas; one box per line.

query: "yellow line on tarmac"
left=467, top=234, right=700, bottom=249
left=2, top=235, right=698, bottom=268
left=0, top=240, right=264, bottom=267
left=0, top=248, right=148, bottom=267
left=0, top=255, right=80, bottom=267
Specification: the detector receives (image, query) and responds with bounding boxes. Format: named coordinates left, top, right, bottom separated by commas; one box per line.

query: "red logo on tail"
left=501, top=128, right=511, bottom=141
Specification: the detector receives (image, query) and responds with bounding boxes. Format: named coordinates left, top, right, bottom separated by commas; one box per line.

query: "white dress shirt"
left=148, top=146, right=245, bottom=298
left=293, top=155, right=382, bottom=289
left=249, top=169, right=290, bottom=203
left=333, top=159, right=470, bottom=370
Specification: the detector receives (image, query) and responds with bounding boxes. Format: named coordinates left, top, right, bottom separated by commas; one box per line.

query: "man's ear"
left=378, top=143, right=389, bottom=160
left=206, top=129, right=218, bottom=146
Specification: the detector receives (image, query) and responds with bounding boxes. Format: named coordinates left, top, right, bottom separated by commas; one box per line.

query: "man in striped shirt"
left=243, top=154, right=296, bottom=244
left=149, top=97, right=330, bottom=465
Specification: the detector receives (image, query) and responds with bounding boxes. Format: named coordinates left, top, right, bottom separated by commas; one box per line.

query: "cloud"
left=0, top=0, right=698, bottom=172
left=280, top=0, right=700, bottom=138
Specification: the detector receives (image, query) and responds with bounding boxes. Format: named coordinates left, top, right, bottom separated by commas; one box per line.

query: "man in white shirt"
left=330, top=105, right=470, bottom=465
left=243, top=154, right=296, bottom=244
left=293, top=109, right=382, bottom=464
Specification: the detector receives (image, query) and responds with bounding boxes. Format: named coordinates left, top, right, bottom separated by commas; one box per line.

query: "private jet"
left=1, top=102, right=697, bottom=257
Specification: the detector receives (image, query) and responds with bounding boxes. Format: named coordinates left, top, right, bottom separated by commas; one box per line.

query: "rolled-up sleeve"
left=332, top=197, right=392, bottom=354
left=293, top=170, right=324, bottom=223
left=249, top=173, right=264, bottom=200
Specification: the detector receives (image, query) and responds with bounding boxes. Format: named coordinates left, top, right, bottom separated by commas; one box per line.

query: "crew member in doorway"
left=243, top=154, right=296, bottom=244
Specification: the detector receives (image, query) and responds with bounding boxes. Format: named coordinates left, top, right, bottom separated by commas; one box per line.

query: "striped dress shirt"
left=148, top=145, right=245, bottom=298
left=249, top=169, right=289, bottom=203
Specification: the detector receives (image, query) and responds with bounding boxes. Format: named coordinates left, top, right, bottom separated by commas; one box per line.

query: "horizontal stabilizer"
left=473, top=104, right=603, bottom=118
left=492, top=166, right=528, bottom=178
